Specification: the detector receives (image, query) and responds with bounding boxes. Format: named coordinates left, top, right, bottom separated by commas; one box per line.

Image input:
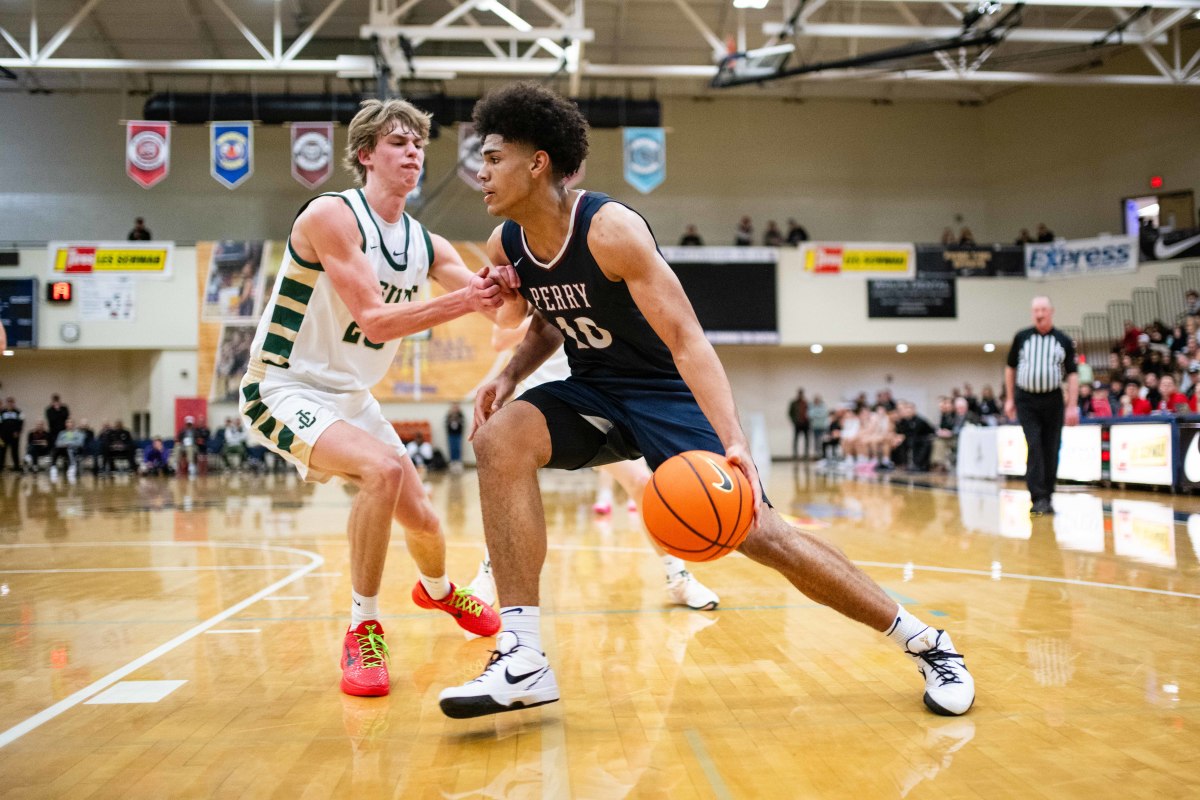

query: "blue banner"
left=623, top=127, right=665, bottom=194
left=211, top=122, right=253, bottom=189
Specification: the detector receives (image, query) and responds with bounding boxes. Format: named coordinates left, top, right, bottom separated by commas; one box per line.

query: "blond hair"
left=344, top=98, right=433, bottom=185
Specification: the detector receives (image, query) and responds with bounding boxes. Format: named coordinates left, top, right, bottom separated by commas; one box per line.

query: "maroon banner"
left=125, top=121, right=170, bottom=189
left=290, top=122, right=334, bottom=189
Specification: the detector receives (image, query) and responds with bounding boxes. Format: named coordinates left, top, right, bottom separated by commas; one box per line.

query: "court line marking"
left=205, top=629, right=262, bottom=634
left=0, top=565, right=304, bottom=574
left=684, top=728, right=734, bottom=800
left=0, top=542, right=323, bottom=750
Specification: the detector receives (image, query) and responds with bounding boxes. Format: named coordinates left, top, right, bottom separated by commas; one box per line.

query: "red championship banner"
left=290, top=122, right=334, bottom=189
left=125, top=121, right=170, bottom=189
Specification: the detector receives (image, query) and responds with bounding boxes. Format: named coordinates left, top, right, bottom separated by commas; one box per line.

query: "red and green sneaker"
left=340, top=620, right=390, bottom=697
left=412, top=581, right=502, bottom=637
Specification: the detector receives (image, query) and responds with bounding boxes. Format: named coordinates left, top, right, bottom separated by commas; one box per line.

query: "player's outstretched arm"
left=294, top=197, right=505, bottom=343
left=589, top=204, right=763, bottom=519
left=429, top=231, right=526, bottom=328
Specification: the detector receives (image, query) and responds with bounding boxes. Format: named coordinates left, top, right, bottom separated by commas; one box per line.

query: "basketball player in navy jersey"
left=438, top=82, right=974, bottom=719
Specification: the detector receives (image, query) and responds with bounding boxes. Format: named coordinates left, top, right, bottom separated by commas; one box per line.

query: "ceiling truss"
left=0, top=0, right=1197, bottom=98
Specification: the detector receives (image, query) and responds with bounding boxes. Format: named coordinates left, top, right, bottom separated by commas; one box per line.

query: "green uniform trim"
left=356, top=187, right=410, bottom=272
left=262, top=332, right=295, bottom=360
left=270, top=304, right=305, bottom=333
left=421, top=223, right=434, bottom=265
left=286, top=240, right=323, bottom=270
left=278, top=276, right=314, bottom=305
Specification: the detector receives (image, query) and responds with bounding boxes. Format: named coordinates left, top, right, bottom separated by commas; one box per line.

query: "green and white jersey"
left=248, top=188, right=434, bottom=392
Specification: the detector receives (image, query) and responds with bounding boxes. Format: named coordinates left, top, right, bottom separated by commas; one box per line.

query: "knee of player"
left=363, top=456, right=406, bottom=496
left=470, top=420, right=515, bottom=465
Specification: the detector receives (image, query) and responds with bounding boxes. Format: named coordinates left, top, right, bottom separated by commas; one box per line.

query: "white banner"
left=1024, top=235, right=1137, bottom=280
left=1109, top=423, right=1174, bottom=486
left=996, top=424, right=1102, bottom=481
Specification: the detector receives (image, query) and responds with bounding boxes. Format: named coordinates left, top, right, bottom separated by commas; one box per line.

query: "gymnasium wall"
left=1, top=85, right=1197, bottom=247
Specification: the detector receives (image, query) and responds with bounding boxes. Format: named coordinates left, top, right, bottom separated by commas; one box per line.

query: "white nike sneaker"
left=905, top=628, right=975, bottom=716
left=439, top=631, right=560, bottom=719
left=665, top=570, right=720, bottom=610
left=461, top=560, right=498, bottom=641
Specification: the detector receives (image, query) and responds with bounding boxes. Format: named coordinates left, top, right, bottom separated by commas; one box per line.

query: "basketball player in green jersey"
left=438, top=82, right=974, bottom=719
left=240, top=99, right=524, bottom=697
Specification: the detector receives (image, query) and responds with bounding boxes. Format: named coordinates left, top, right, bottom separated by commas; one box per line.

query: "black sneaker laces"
left=916, top=648, right=965, bottom=686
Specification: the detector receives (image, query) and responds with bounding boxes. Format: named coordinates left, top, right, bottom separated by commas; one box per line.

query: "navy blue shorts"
left=518, top=376, right=724, bottom=472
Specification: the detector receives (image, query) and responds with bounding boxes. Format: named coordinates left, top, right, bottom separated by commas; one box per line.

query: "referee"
left=1004, top=296, right=1079, bottom=516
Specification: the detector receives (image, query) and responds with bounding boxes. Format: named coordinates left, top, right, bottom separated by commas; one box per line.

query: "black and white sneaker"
left=905, top=629, right=975, bottom=716
left=439, top=632, right=560, bottom=719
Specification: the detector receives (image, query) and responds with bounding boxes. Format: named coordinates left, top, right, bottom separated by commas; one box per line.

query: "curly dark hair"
left=472, top=82, right=589, bottom=179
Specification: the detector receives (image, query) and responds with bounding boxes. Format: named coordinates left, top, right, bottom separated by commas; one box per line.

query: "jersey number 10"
left=554, top=316, right=613, bottom=350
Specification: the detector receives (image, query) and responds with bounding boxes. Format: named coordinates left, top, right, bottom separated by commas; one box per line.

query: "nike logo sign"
left=353, top=598, right=361, bottom=606
left=703, top=456, right=734, bottom=493
left=1154, top=233, right=1200, bottom=261
left=369, top=245, right=379, bottom=250
left=501, top=608, right=524, bottom=615
left=392, top=251, right=405, bottom=258
left=505, top=666, right=544, bottom=684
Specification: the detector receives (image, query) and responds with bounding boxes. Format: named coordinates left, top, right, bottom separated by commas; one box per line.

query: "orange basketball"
left=642, top=450, right=755, bottom=562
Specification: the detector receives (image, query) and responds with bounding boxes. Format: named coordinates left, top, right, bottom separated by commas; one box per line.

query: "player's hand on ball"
left=724, top=442, right=763, bottom=529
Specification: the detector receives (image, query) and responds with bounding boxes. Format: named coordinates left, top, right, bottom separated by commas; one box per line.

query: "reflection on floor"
left=1, top=464, right=1198, bottom=798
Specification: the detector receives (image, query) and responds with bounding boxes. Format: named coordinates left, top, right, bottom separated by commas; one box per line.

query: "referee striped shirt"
left=1007, top=326, right=1076, bottom=393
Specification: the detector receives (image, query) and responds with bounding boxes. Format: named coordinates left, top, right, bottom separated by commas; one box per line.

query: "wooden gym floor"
left=1, top=464, right=1198, bottom=799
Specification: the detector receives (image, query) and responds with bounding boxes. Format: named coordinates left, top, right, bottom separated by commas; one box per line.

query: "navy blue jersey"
left=500, top=191, right=680, bottom=382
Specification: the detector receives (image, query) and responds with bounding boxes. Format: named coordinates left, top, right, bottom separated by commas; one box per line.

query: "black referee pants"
left=1015, top=388, right=1063, bottom=503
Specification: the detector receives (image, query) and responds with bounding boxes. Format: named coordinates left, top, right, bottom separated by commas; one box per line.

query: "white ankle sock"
left=661, top=555, right=686, bottom=578
left=500, top=606, right=541, bottom=650
left=886, top=605, right=932, bottom=650
left=419, top=573, right=451, bottom=601
left=351, top=589, right=379, bottom=627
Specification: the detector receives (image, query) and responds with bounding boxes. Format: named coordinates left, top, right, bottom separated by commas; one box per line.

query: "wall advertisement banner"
left=867, top=278, right=955, bottom=318
left=996, top=424, right=1102, bottom=481
left=48, top=241, right=173, bottom=277
left=801, top=242, right=914, bottom=277
left=1024, top=235, right=1137, bottom=280
left=915, top=244, right=1025, bottom=277
left=1109, top=423, right=1174, bottom=486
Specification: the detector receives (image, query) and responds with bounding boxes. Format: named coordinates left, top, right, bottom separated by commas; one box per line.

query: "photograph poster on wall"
left=867, top=278, right=956, bottom=319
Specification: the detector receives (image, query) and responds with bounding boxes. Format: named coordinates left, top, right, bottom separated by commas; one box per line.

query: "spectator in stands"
left=177, top=416, right=205, bottom=477
left=1118, top=379, right=1151, bottom=416
left=25, top=421, right=51, bottom=471
left=978, top=385, right=1001, bottom=424
left=734, top=216, right=753, bottom=246
left=808, top=395, right=829, bottom=460
left=958, top=227, right=976, bottom=247
left=1090, top=384, right=1113, bottom=417
left=0, top=396, right=23, bottom=472
left=406, top=432, right=435, bottom=470
left=1106, top=377, right=1125, bottom=415
left=875, top=389, right=897, bottom=412
left=1015, top=229, right=1033, bottom=245
left=1141, top=372, right=1163, bottom=409
left=52, top=418, right=86, bottom=478
left=1077, top=383, right=1095, bottom=417
left=818, top=408, right=845, bottom=465
left=1121, top=321, right=1142, bottom=355
left=103, top=420, right=135, bottom=473
left=934, top=397, right=979, bottom=470
left=1169, top=323, right=1189, bottom=355
left=961, top=383, right=980, bottom=415
left=788, top=389, right=810, bottom=461
left=445, top=403, right=465, bottom=472
left=127, top=217, right=152, bottom=241
left=45, top=394, right=69, bottom=447
left=1186, top=290, right=1200, bottom=318
left=1075, top=354, right=1093, bottom=388
left=786, top=219, right=808, bottom=246
left=892, top=401, right=935, bottom=472
left=940, top=228, right=956, bottom=246
left=1154, top=374, right=1194, bottom=413
left=221, top=418, right=248, bottom=468
left=1185, top=364, right=1200, bottom=399
left=763, top=221, right=784, bottom=247
left=1036, top=223, right=1055, bottom=243
left=75, top=419, right=97, bottom=474
left=141, top=438, right=173, bottom=476
left=679, top=225, right=704, bottom=246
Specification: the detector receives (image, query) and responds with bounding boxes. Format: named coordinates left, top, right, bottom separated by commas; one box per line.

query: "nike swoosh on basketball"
left=1154, top=233, right=1200, bottom=261
left=703, top=457, right=734, bottom=492
left=505, top=666, right=544, bottom=684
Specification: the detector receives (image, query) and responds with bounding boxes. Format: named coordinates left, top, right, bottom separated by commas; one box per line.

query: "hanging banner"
left=623, top=127, right=666, bottom=194
left=457, top=122, right=484, bottom=191
left=211, top=122, right=254, bottom=189
left=1024, top=235, right=1137, bottom=280
left=125, top=121, right=170, bottom=189
left=290, top=122, right=334, bottom=189
left=801, top=242, right=915, bottom=277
